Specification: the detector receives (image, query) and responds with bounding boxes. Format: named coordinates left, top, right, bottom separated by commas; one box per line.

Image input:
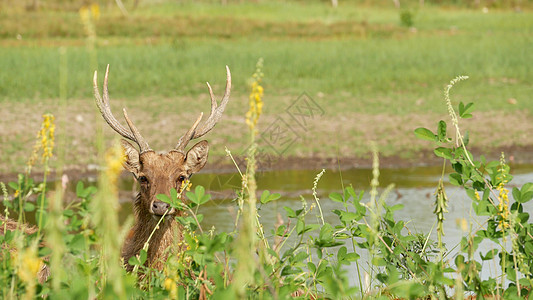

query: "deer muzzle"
left=150, top=201, right=174, bottom=217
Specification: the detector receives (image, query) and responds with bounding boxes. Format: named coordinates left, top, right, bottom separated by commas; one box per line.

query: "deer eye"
left=138, top=175, right=149, bottom=184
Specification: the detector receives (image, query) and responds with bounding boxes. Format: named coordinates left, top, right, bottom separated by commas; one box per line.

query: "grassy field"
left=3, top=3, right=533, bottom=299
left=1, top=1, right=533, bottom=173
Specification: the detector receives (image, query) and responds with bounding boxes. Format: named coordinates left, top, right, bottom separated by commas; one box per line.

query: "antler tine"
left=193, top=65, right=231, bottom=138
left=123, top=108, right=151, bottom=153
left=94, top=65, right=150, bottom=152
left=174, top=66, right=231, bottom=152
left=93, top=66, right=135, bottom=141
left=206, top=82, right=217, bottom=116
left=175, top=112, right=204, bottom=152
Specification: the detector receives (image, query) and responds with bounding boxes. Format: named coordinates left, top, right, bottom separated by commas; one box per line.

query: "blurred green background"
left=1, top=0, right=532, bottom=173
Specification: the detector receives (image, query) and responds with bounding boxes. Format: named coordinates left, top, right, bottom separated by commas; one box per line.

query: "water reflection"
left=5, top=164, right=533, bottom=283
left=117, top=164, right=533, bottom=253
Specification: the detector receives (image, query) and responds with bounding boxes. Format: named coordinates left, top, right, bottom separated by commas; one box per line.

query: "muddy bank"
left=2, top=145, right=533, bottom=184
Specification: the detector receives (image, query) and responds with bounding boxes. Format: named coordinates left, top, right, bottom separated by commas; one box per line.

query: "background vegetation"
left=2, top=75, right=533, bottom=299
left=0, top=0, right=532, bottom=173
left=2, top=1, right=533, bottom=299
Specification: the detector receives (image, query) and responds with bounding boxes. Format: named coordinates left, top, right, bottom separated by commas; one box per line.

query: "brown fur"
left=0, top=215, right=50, bottom=283
left=120, top=142, right=208, bottom=272
left=0, top=215, right=37, bottom=235
left=93, top=65, right=230, bottom=274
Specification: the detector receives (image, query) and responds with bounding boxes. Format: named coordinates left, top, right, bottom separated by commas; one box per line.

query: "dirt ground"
left=2, top=98, right=533, bottom=183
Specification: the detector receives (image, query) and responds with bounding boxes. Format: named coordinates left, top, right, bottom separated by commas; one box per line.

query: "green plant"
left=414, top=76, right=533, bottom=298
left=4, top=68, right=533, bottom=299
left=399, top=9, right=414, bottom=27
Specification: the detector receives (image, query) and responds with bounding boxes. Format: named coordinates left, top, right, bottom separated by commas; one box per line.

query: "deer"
left=0, top=215, right=51, bottom=283
left=92, top=64, right=231, bottom=272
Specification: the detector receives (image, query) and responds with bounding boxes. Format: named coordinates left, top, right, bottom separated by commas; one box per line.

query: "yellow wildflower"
left=79, top=3, right=97, bottom=47
left=497, top=182, right=510, bottom=230
left=456, top=218, right=468, bottom=232
left=26, top=114, right=55, bottom=174
left=496, top=153, right=510, bottom=230
left=105, top=142, right=126, bottom=193
left=79, top=6, right=90, bottom=23
left=40, top=114, right=55, bottom=161
left=246, top=58, right=264, bottom=132
left=164, top=277, right=178, bottom=299
left=12, top=245, right=43, bottom=299
left=90, top=3, right=100, bottom=20
left=179, top=179, right=192, bottom=194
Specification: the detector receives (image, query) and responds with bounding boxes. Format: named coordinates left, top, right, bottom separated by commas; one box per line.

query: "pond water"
left=116, top=164, right=533, bottom=239
left=114, top=163, right=533, bottom=282
left=8, top=163, right=533, bottom=284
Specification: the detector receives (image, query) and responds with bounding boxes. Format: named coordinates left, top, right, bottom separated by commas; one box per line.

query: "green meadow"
left=1, top=1, right=532, bottom=171
left=3, top=1, right=533, bottom=299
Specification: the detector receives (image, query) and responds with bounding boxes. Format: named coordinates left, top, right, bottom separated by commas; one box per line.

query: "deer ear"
left=184, top=140, right=209, bottom=175
left=121, top=139, right=141, bottom=176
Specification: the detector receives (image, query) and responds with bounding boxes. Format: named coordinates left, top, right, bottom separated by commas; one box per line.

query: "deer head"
left=93, top=65, right=231, bottom=220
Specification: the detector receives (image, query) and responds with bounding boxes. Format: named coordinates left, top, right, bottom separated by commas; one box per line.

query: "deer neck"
left=122, top=201, right=184, bottom=271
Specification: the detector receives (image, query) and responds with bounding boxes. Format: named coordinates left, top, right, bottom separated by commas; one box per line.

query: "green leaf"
left=63, top=209, right=74, bottom=217
left=275, top=225, right=287, bottom=237
left=139, top=249, right=147, bottom=265
left=463, top=130, right=470, bottom=146
left=196, top=214, right=204, bottom=224
left=329, top=192, right=343, bottom=203
left=520, top=278, right=532, bottom=287
left=437, top=120, right=447, bottom=141
left=76, top=181, right=84, bottom=198
left=480, top=249, right=496, bottom=260
left=346, top=252, right=360, bottom=261
left=372, top=257, right=386, bottom=266
left=449, top=173, right=463, bottom=186
left=170, top=188, right=178, bottom=201
left=337, top=246, right=347, bottom=260
left=336, top=210, right=360, bottom=223
left=388, top=204, right=404, bottom=211
left=187, top=186, right=211, bottom=205
left=521, top=183, right=533, bottom=193
left=459, top=102, right=474, bottom=118
left=271, top=193, right=282, bottom=202
left=512, top=187, right=521, bottom=203
left=24, top=202, right=35, bottom=212
left=319, top=223, right=333, bottom=242
left=38, top=247, right=52, bottom=257
left=519, top=183, right=533, bottom=203
left=267, top=248, right=279, bottom=260
left=520, top=191, right=533, bottom=203
left=69, top=234, right=86, bottom=253
left=291, top=251, right=308, bottom=263
left=434, top=147, right=452, bottom=159
left=296, top=218, right=305, bottom=235
left=260, top=190, right=271, bottom=204
left=186, top=192, right=197, bottom=205
left=156, top=194, right=171, bottom=204
left=283, top=206, right=297, bottom=218
left=128, top=256, right=140, bottom=266
left=414, top=127, right=437, bottom=141
left=524, top=242, right=533, bottom=256
left=307, top=262, right=316, bottom=273
left=260, top=190, right=281, bottom=204
left=8, top=181, right=18, bottom=190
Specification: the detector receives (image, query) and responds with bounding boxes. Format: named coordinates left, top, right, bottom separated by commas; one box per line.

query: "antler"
left=93, top=65, right=152, bottom=153
left=175, top=66, right=231, bottom=152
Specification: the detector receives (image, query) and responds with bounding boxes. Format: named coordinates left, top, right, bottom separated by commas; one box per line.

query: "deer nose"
left=151, top=201, right=170, bottom=216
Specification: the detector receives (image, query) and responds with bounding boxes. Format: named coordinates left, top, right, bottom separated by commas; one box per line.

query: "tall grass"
left=2, top=34, right=532, bottom=115
left=3, top=66, right=533, bottom=298
left=1, top=4, right=532, bottom=116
